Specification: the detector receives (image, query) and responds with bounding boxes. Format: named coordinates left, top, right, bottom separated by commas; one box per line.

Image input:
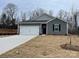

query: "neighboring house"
left=19, top=13, right=68, bottom=35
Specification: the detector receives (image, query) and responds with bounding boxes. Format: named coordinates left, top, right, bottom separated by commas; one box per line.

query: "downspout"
left=17, top=23, right=20, bottom=35
left=18, top=23, right=19, bottom=35
left=67, top=22, right=68, bottom=35
left=39, top=24, right=42, bottom=35
left=46, top=23, right=48, bottom=35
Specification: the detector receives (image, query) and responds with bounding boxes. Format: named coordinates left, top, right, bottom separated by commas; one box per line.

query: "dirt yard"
left=0, top=35, right=79, bottom=58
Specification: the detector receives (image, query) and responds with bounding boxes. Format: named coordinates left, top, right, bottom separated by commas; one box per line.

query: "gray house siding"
left=47, top=19, right=67, bottom=35
left=39, top=24, right=42, bottom=35
left=20, top=14, right=68, bottom=35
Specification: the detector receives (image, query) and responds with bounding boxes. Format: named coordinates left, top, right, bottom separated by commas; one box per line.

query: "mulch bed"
left=60, top=44, right=79, bottom=51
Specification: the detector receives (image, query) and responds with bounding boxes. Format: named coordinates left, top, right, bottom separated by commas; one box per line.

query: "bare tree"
left=21, top=12, right=26, bottom=21
left=49, top=10, right=53, bottom=16
left=5, top=15, right=11, bottom=25
left=72, top=10, right=79, bottom=33
left=70, top=5, right=77, bottom=31
left=63, top=11, right=70, bottom=21
left=73, top=12, right=77, bottom=29
left=58, top=9, right=64, bottom=19
left=4, top=3, right=17, bottom=20
left=58, top=9, right=69, bottom=22
left=35, top=8, right=46, bottom=16
left=0, top=13, right=6, bottom=24
left=30, top=8, right=46, bottom=20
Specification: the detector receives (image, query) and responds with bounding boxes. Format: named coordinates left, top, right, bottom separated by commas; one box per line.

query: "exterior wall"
left=47, top=19, right=67, bottom=35
left=39, top=24, right=42, bottom=35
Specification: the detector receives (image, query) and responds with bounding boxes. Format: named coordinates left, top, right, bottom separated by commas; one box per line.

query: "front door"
left=42, top=24, right=46, bottom=34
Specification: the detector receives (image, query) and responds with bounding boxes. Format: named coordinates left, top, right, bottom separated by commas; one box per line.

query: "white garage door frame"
left=20, top=25, right=40, bottom=35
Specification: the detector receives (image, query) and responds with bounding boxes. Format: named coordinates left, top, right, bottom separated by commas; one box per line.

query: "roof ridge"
left=30, top=13, right=54, bottom=20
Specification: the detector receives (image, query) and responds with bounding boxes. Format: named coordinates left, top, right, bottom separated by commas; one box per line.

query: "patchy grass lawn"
left=0, top=35, right=79, bottom=58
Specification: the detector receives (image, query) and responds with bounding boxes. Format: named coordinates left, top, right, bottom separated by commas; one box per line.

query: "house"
left=19, top=13, right=68, bottom=35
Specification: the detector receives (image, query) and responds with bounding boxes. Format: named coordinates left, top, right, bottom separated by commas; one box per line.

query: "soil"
left=0, top=35, right=79, bottom=58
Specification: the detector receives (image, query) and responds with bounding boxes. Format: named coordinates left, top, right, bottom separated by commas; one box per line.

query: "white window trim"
left=53, top=24, right=60, bottom=32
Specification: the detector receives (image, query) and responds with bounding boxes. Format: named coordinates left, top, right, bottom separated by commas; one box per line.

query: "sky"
left=0, top=0, right=79, bottom=26
left=0, top=0, right=79, bottom=16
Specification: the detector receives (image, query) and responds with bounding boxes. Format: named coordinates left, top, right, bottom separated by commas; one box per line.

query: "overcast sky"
left=0, top=0, right=79, bottom=15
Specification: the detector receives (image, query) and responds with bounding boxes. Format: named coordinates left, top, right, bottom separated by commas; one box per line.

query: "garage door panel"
left=20, top=25, right=39, bottom=35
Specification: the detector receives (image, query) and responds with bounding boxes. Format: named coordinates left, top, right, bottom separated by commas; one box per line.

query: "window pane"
left=53, top=24, right=61, bottom=32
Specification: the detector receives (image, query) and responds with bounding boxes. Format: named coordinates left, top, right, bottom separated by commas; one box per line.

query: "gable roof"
left=30, top=13, right=54, bottom=20
left=25, top=20, right=48, bottom=22
left=47, top=18, right=67, bottom=23
left=20, top=13, right=67, bottom=25
left=19, top=20, right=48, bottom=25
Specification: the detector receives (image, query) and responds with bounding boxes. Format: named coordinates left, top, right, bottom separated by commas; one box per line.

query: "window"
left=53, top=24, right=61, bottom=32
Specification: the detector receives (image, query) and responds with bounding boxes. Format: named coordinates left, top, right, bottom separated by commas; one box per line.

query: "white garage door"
left=20, top=25, right=39, bottom=35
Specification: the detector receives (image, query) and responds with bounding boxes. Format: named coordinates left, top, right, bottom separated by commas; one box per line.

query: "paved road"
left=0, top=35, right=37, bottom=55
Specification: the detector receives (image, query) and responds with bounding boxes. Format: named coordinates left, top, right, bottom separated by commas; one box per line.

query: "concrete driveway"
left=0, top=35, right=37, bottom=55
